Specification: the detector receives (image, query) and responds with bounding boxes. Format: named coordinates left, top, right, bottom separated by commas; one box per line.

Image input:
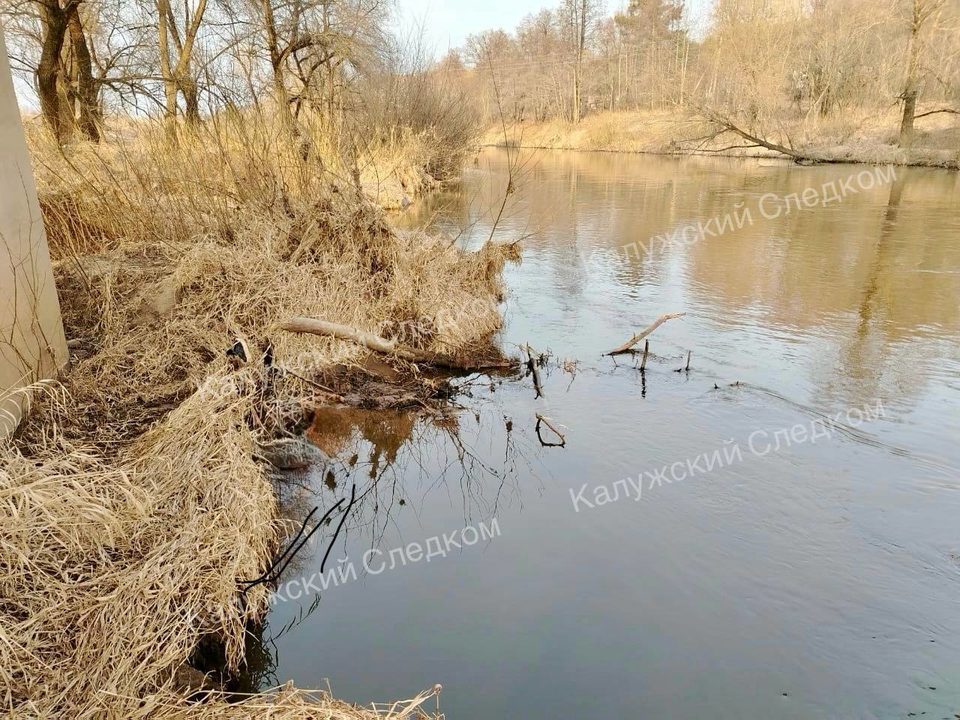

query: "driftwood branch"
left=281, top=316, right=515, bottom=371
left=535, top=413, right=565, bottom=447
left=283, top=317, right=429, bottom=360
left=606, top=312, right=685, bottom=356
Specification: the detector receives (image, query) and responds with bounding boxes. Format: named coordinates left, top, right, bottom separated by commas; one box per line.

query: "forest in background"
left=1, top=0, right=480, bottom=184
left=4, top=0, right=959, bottom=157
left=453, top=0, right=960, bottom=159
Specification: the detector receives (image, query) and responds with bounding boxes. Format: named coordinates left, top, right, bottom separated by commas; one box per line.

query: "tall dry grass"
left=30, top=110, right=509, bottom=443
left=1, top=111, right=511, bottom=717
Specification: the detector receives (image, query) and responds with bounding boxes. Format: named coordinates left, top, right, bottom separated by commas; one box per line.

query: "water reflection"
left=406, top=150, right=960, bottom=458
left=244, top=394, right=536, bottom=688
left=265, top=150, right=960, bottom=720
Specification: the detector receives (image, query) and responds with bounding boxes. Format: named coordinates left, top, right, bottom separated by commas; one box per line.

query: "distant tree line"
left=453, top=0, right=960, bottom=147
left=2, top=0, right=957, bottom=150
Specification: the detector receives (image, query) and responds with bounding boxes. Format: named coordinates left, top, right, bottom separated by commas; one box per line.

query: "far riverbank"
left=482, top=109, right=960, bottom=170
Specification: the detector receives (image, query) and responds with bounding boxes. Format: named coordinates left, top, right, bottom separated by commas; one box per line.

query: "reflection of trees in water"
left=307, top=395, right=531, bottom=546
left=409, top=150, right=960, bottom=412
left=858, top=173, right=907, bottom=326
left=308, top=407, right=417, bottom=480
left=828, top=173, right=907, bottom=404
left=676, top=166, right=960, bottom=411
left=818, top=171, right=960, bottom=412
left=251, top=384, right=537, bottom=680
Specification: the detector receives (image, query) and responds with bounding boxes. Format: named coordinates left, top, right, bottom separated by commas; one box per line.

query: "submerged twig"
left=320, top=483, right=356, bottom=573
left=535, top=413, right=566, bottom=447
left=526, top=343, right=544, bottom=398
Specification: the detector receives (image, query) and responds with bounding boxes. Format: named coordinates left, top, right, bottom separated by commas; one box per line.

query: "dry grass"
left=1, top=111, right=512, bottom=718
left=152, top=683, right=442, bottom=719
left=1, top=376, right=277, bottom=717
left=29, top=111, right=510, bottom=445
left=482, top=110, right=715, bottom=154
left=485, top=107, right=960, bottom=168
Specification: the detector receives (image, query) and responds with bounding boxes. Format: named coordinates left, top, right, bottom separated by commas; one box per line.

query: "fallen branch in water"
left=606, top=312, right=685, bottom=356
left=695, top=106, right=818, bottom=163
left=281, top=316, right=515, bottom=371
left=239, top=499, right=342, bottom=593
left=526, top=343, right=544, bottom=398
left=535, top=413, right=566, bottom=447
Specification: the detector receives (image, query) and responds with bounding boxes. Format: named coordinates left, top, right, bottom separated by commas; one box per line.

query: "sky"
left=393, top=0, right=714, bottom=56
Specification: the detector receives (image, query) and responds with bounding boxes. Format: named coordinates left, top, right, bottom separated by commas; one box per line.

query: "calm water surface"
left=263, top=150, right=960, bottom=719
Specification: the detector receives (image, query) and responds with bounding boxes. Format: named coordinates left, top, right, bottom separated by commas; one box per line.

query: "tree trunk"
left=272, top=61, right=294, bottom=131
left=37, top=1, right=70, bottom=142
left=67, top=6, right=100, bottom=142
left=162, top=81, right=178, bottom=140
left=572, top=0, right=587, bottom=124
left=182, top=73, right=200, bottom=125
left=260, top=0, right=295, bottom=134
left=572, top=66, right=581, bottom=123
left=899, top=89, right=918, bottom=146
left=899, top=0, right=925, bottom=148
left=156, top=0, right=178, bottom=141
left=156, top=0, right=207, bottom=140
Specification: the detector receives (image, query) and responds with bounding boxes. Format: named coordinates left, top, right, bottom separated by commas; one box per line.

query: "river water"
left=262, top=150, right=960, bottom=719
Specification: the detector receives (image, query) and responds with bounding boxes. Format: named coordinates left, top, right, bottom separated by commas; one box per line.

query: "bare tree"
left=614, top=0, right=687, bottom=109
left=899, top=0, right=945, bottom=146
left=562, top=0, right=600, bottom=123
left=156, top=0, right=208, bottom=138
left=33, top=0, right=100, bottom=142
left=248, top=0, right=389, bottom=134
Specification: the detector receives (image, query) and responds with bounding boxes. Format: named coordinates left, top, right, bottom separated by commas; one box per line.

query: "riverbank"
left=0, top=116, right=509, bottom=718
left=483, top=109, right=960, bottom=169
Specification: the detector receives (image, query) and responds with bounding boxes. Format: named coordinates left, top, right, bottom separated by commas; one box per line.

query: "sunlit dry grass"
left=28, top=111, right=510, bottom=444
left=485, top=107, right=960, bottom=168
left=1, top=111, right=510, bottom=717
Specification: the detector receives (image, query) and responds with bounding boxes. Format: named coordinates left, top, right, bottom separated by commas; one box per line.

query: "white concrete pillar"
left=0, top=27, right=68, bottom=437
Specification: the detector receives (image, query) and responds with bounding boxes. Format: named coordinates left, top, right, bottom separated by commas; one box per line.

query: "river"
left=260, top=149, right=960, bottom=719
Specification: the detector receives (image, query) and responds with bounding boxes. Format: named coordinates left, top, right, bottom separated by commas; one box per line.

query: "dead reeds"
left=1, top=111, right=510, bottom=717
